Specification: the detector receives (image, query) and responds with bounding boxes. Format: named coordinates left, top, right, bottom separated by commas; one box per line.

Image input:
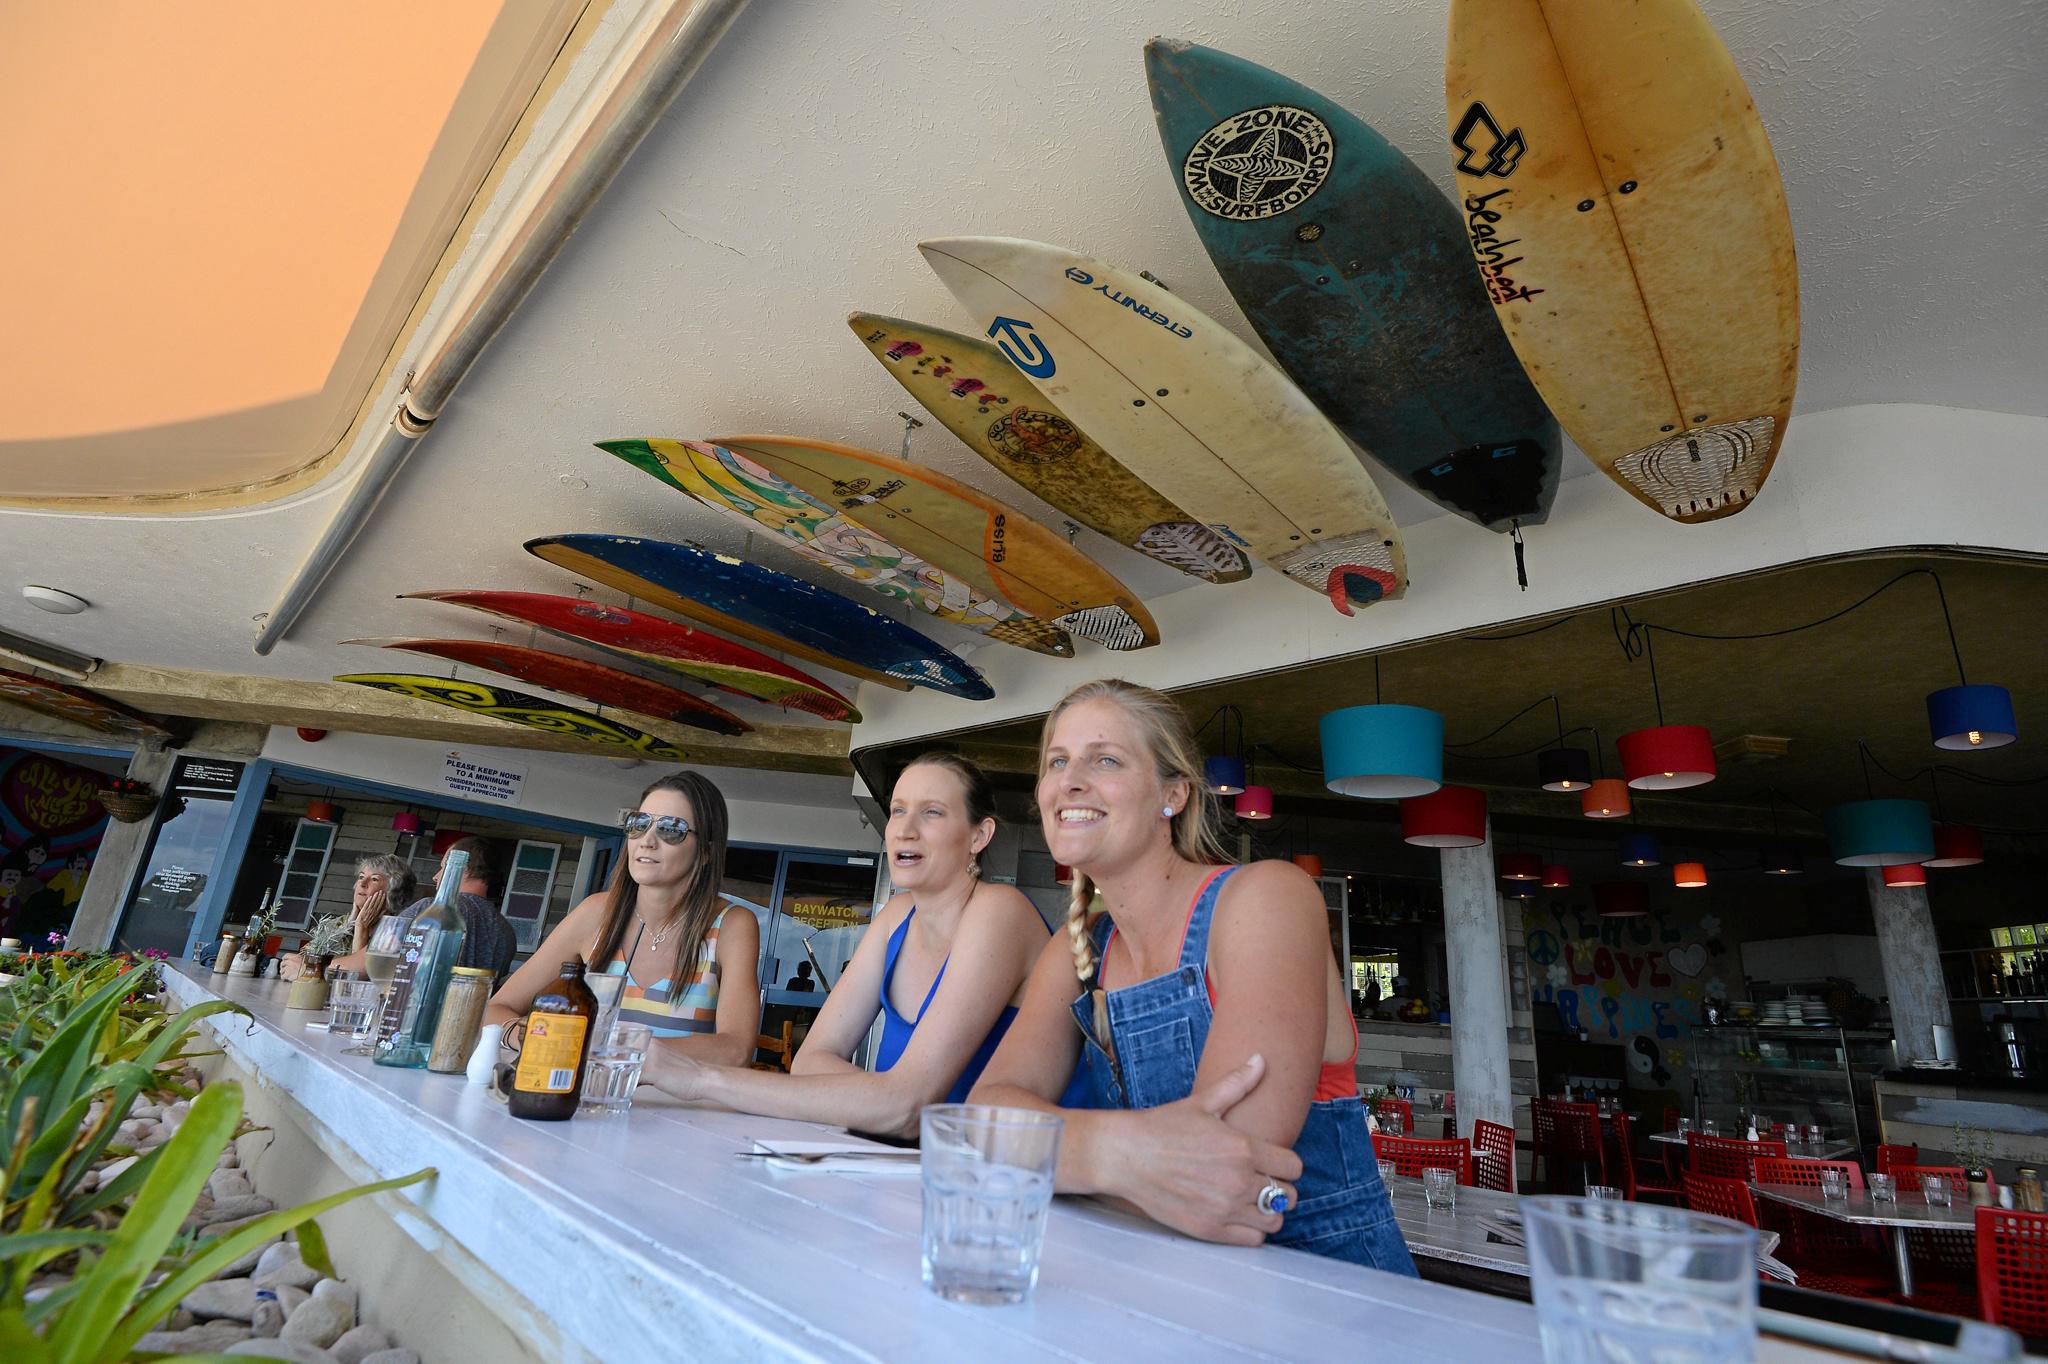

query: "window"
left=1353, top=954, right=1399, bottom=999
left=501, top=839, right=561, bottom=952
left=270, top=819, right=338, bottom=930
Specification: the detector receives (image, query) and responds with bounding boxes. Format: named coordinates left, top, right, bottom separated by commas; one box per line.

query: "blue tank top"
left=873, top=903, right=1017, bottom=1104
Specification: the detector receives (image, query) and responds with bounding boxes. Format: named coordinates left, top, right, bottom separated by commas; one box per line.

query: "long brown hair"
left=1037, top=679, right=1233, bottom=985
left=589, top=770, right=731, bottom=986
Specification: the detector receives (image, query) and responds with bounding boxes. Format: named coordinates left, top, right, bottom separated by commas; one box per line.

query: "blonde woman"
left=971, top=680, right=1415, bottom=1272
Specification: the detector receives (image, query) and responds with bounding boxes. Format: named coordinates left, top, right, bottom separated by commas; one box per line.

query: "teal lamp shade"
left=1320, top=705, right=1443, bottom=800
left=1825, top=798, right=1935, bottom=866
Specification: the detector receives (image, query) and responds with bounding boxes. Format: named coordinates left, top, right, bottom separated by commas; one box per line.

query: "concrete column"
left=1443, top=818, right=1513, bottom=1132
left=69, top=744, right=179, bottom=951
left=1866, top=868, right=1954, bottom=1066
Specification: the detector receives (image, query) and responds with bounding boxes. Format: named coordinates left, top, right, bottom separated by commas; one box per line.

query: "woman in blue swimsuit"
left=643, top=754, right=1053, bottom=1137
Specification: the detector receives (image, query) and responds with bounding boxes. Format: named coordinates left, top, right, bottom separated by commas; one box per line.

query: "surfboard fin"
left=1512, top=521, right=1529, bottom=592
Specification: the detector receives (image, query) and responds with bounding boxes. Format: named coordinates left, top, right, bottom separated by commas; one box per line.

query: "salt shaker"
left=466, top=1022, right=506, bottom=1086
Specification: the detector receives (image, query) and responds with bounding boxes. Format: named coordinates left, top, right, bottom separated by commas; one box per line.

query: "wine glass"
left=341, top=916, right=407, bottom=1057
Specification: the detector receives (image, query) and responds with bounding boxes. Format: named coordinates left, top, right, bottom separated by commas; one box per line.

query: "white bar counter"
left=163, top=961, right=1543, bottom=1363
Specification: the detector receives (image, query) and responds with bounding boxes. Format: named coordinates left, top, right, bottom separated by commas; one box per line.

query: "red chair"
left=1684, top=1172, right=1759, bottom=1226
left=1977, top=1206, right=2048, bottom=1335
left=1663, top=1105, right=1683, bottom=1133
left=1372, top=1132, right=1474, bottom=1185
left=1686, top=1133, right=1787, bottom=1183
left=1889, top=1163, right=1968, bottom=1193
left=1471, top=1119, right=1517, bottom=1194
left=1608, top=1112, right=1683, bottom=1203
left=1888, top=1165, right=1981, bottom=1313
left=1875, top=1143, right=1920, bottom=1174
left=1751, top=1158, right=1889, bottom=1294
left=1369, top=1095, right=1413, bottom=1135
left=1531, top=1098, right=1605, bottom=1194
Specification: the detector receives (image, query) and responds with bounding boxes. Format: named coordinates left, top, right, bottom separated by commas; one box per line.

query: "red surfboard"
left=0, top=668, right=174, bottom=741
left=399, top=591, right=860, bottom=723
left=345, top=639, right=753, bottom=737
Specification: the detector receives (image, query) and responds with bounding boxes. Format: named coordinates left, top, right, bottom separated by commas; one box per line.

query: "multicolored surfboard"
left=401, top=590, right=860, bottom=722
left=1445, top=0, right=1799, bottom=520
left=714, top=436, right=1160, bottom=651
left=344, top=638, right=752, bottom=736
left=525, top=534, right=995, bottom=700
left=1147, top=40, right=1559, bottom=533
left=596, top=438, right=1073, bottom=657
left=847, top=315, right=1252, bottom=582
left=0, top=668, right=174, bottom=741
left=335, top=674, right=690, bottom=760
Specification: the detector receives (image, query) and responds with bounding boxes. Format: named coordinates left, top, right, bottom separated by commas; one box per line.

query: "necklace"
left=641, top=912, right=682, bottom=951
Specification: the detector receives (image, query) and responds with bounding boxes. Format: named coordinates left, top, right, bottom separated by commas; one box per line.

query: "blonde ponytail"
left=1065, top=870, right=1097, bottom=984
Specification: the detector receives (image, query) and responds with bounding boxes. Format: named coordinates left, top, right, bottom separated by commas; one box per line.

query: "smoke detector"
left=22, top=585, right=90, bottom=615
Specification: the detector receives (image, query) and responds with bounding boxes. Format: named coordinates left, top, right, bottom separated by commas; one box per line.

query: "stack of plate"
left=1760, top=999, right=1793, bottom=1026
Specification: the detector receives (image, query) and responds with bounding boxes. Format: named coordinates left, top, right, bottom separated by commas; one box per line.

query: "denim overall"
left=1068, top=867, right=1417, bottom=1275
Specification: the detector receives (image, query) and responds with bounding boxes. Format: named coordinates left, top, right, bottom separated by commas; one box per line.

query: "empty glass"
left=1677, top=1116, right=1695, bottom=1135
left=1587, top=1185, right=1624, bottom=1201
left=1869, top=1173, right=1897, bottom=1203
left=325, top=979, right=379, bottom=1039
left=921, top=1105, right=1062, bottom=1305
left=1819, top=1168, right=1847, bottom=1201
left=1922, top=1175, right=1953, bottom=1208
left=1423, top=1166, right=1458, bottom=1211
left=1525, top=1196, right=1758, bottom=1363
left=1701, top=1120, right=1721, bottom=1138
left=579, top=1021, right=651, bottom=1115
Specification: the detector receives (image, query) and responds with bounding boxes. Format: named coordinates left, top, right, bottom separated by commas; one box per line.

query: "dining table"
left=1651, top=1130, right=1860, bottom=1161
left=1748, top=1182, right=1981, bottom=1299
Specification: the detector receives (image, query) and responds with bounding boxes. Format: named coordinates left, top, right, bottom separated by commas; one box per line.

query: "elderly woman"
left=328, top=854, right=417, bottom=975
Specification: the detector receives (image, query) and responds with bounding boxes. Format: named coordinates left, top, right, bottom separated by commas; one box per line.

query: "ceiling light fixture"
left=1579, top=729, right=1632, bottom=819
left=1234, top=785, right=1274, bottom=820
left=0, top=626, right=102, bottom=683
left=1927, top=824, right=1985, bottom=869
left=1537, top=695, right=1592, bottom=791
left=1882, top=863, right=1928, bottom=888
left=1826, top=742, right=1935, bottom=866
left=22, top=585, right=90, bottom=615
left=1400, top=784, right=1486, bottom=848
left=1540, top=862, right=1572, bottom=889
left=1619, top=833, right=1662, bottom=868
left=1320, top=658, right=1442, bottom=800
left=1498, top=852, right=1544, bottom=881
left=1921, top=573, right=2015, bottom=750
left=1201, top=704, right=1248, bottom=795
left=1758, top=789, right=1804, bottom=876
left=1612, top=610, right=1716, bottom=790
left=1595, top=881, right=1650, bottom=918
left=1673, top=861, right=1708, bottom=889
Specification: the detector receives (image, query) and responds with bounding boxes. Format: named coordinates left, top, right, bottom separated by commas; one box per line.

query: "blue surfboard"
left=1146, top=40, right=1559, bottom=532
left=526, top=534, right=993, bottom=701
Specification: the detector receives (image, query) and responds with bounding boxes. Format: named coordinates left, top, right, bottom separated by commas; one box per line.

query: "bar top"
left=160, top=961, right=1540, bottom=1364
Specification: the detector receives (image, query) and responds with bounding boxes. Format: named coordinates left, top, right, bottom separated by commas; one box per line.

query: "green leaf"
left=66, top=1143, right=166, bottom=1219
left=292, top=1218, right=334, bottom=1279
left=0, top=1304, right=53, bottom=1364
left=0, top=1228, right=109, bottom=1258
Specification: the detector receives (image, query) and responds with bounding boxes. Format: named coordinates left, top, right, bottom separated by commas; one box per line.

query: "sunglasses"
left=623, top=812, right=693, bottom=844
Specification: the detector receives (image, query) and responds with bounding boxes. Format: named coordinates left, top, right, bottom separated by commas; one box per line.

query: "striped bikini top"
left=616, top=905, right=732, bottom=1039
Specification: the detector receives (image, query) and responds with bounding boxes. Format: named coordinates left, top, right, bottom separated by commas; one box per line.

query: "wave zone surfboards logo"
left=1451, top=102, right=1526, bottom=179
left=1182, top=104, right=1333, bottom=220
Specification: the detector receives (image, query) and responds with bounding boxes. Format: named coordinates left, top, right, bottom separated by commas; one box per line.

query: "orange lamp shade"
left=1581, top=778, right=1632, bottom=819
left=1498, top=852, right=1544, bottom=881
left=1882, top=863, right=1928, bottom=888
left=1400, top=784, right=1487, bottom=848
left=1292, top=854, right=1324, bottom=878
left=1618, top=724, right=1717, bottom=790
left=1235, top=785, right=1274, bottom=820
left=305, top=799, right=337, bottom=823
left=1673, top=861, right=1709, bottom=888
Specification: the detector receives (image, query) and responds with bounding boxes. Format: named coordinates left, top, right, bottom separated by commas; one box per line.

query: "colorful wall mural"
left=0, top=745, right=113, bottom=942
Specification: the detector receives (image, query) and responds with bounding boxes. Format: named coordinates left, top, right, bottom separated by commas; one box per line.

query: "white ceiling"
left=3, top=0, right=2044, bottom=721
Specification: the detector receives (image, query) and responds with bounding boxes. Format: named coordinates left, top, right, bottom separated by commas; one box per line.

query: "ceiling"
left=1, top=0, right=2044, bottom=769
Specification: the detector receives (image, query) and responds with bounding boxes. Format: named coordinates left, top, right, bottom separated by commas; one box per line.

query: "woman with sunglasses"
left=969, top=679, right=1414, bottom=1272
left=639, top=754, right=1055, bottom=1136
left=487, top=771, right=761, bottom=1066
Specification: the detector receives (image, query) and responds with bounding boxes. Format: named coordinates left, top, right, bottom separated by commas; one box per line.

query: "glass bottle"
left=427, top=967, right=494, bottom=1073
left=374, top=851, right=470, bottom=1069
left=509, top=961, right=598, bottom=1121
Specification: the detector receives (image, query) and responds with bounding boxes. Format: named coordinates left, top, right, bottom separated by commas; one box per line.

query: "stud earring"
left=1162, top=806, right=1175, bottom=819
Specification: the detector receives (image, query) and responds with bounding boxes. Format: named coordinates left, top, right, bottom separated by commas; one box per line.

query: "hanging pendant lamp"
left=1498, top=852, right=1544, bottom=881
left=1202, top=704, right=1248, bottom=793
left=1927, top=824, right=1986, bottom=868
left=1504, top=880, right=1537, bottom=901
left=1882, top=862, right=1928, bottom=888
left=1581, top=778, right=1632, bottom=819
left=1827, top=743, right=1936, bottom=866
left=1536, top=695, right=1592, bottom=791
left=1921, top=574, right=2016, bottom=749
left=1541, top=863, right=1572, bottom=889
left=1321, top=661, right=1441, bottom=799
left=1595, top=881, right=1650, bottom=918
left=1672, top=861, right=1708, bottom=888
left=1235, top=785, right=1274, bottom=820
left=391, top=811, right=422, bottom=835
left=1619, top=833, right=1662, bottom=867
left=1760, top=844, right=1804, bottom=876
left=306, top=798, right=338, bottom=824
left=1054, top=862, right=1074, bottom=885
left=1400, top=785, right=1486, bottom=848
left=1615, top=624, right=1716, bottom=789
left=1292, top=853, right=1324, bottom=878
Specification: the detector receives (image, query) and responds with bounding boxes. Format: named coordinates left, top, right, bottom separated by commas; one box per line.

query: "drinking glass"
left=341, top=916, right=408, bottom=1057
left=1819, top=1168, right=1847, bottom=1201
left=1678, top=1117, right=1695, bottom=1135
left=1524, top=1196, right=1758, bottom=1363
left=1423, top=1167, right=1458, bottom=1212
left=1922, top=1175, right=1952, bottom=1208
left=1702, top=1120, right=1721, bottom=1138
left=580, top=1022, right=652, bottom=1115
left=1587, top=1185, right=1624, bottom=1201
left=325, top=980, right=379, bottom=1041
left=1869, top=1173, right=1897, bottom=1204
left=920, top=1105, right=1062, bottom=1305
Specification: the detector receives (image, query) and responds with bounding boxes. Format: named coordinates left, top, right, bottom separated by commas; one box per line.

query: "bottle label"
left=515, top=1014, right=590, bottom=1094
left=377, top=920, right=440, bottom=1050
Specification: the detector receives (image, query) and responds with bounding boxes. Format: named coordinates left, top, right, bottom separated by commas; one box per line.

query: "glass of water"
left=1922, top=1175, right=1952, bottom=1208
left=1524, top=1196, right=1758, bottom=1363
left=326, top=979, right=379, bottom=1040
left=1870, top=1173, right=1897, bottom=1203
left=920, top=1104, right=1062, bottom=1305
left=1819, top=1168, right=1847, bottom=1201
left=1587, top=1185, right=1624, bottom=1201
left=579, top=1022, right=651, bottom=1115
left=1424, top=1166, right=1458, bottom=1212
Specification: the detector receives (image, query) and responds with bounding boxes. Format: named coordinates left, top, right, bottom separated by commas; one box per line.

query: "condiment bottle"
left=2017, top=1167, right=2043, bottom=1213
left=428, top=967, right=494, bottom=1073
left=466, top=1023, right=506, bottom=1086
left=510, top=961, right=598, bottom=1121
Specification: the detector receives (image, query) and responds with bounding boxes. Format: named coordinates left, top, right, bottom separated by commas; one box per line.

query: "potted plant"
left=95, top=777, right=158, bottom=824
left=285, top=914, right=351, bottom=1009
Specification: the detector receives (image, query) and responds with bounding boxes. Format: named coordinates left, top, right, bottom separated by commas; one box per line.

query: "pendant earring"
left=970, top=857, right=982, bottom=878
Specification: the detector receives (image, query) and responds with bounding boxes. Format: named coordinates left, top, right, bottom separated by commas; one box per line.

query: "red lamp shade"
left=431, top=829, right=467, bottom=856
left=1618, top=725, right=1717, bottom=790
left=295, top=727, right=327, bottom=743
left=1054, top=862, right=1074, bottom=886
left=1581, top=778, right=1632, bottom=820
left=1292, top=853, right=1324, bottom=878
left=304, top=799, right=337, bottom=824
left=1498, top=852, right=1544, bottom=881
left=1541, top=863, right=1572, bottom=889
left=1927, top=825, right=1985, bottom=869
left=1235, top=785, right=1274, bottom=820
left=1672, top=861, right=1709, bottom=889
left=1595, top=881, right=1650, bottom=918
left=390, top=812, right=422, bottom=835
left=1882, top=863, right=1928, bottom=888
left=1400, top=785, right=1487, bottom=848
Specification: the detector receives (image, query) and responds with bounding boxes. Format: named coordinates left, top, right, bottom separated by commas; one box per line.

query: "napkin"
left=745, top=1139, right=923, bottom=1174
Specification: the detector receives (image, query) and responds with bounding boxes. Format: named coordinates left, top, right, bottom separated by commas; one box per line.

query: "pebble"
left=255, top=1255, right=325, bottom=1292
left=249, top=1299, right=285, bottom=1338
left=276, top=1285, right=312, bottom=1316
left=280, top=1292, right=354, bottom=1349
left=137, top=1322, right=254, bottom=1354
left=165, top=1308, right=197, bottom=1331
left=209, top=1168, right=256, bottom=1200
left=166, top=1099, right=193, bottom=1123
left=311, top=1279, right=357, bottom=1314
left=224, top=1340, right=339, bottom=1364
left=217, top=1234, right=281, bottom=1280
left=196, top=1194, right=276, bottom=1227
left=98, top=1154, right=140, bottom=1186
left=181, top=1277, right=259, bottom=1322
left=256, top=1241, right=299, bottom=1278
left=358, top=1351, right=419, bottom=1364
left=132, top=1101, right=163, bottom=1120
left=331, top=1324, right=396, bottom=1364
left=200, top=1210, right=281, bottom=1241
left=218, top=1148, right=241, bottom=1169
left=115, top=1118, right=152, bottom=1146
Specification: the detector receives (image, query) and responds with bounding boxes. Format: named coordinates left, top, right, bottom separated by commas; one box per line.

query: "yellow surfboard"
left=1445, top=0, right=1799, bottom=521
left=714, top=435, right=1161, bottom=652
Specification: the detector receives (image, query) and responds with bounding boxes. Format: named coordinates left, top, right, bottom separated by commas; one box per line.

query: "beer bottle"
left=509, top=961, right=599, bottom=1120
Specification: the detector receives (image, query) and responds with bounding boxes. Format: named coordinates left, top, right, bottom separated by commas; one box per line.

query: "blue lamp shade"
left=1927, top=684, right=2017, bottom=751
left=1204, top=755, right=1247, bottom=795
left=1618, top=833, right=1661, bottom=867
left=1320, top=704, right=1443, bottom=800
left=1825, top=798, right=1935, bottom=867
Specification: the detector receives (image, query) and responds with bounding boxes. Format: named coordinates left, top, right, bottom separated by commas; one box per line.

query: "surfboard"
left=920, top=237, right=1406, bottom=615
left=344, top=638, right=752, bottom=737
left=0, top=667, right=174, bottom=741
left=1444, top=0, right=1799, bottom=521
left=526, top=534, right=994, bottom=701
left=335, top=674, right=690, bottom=760
left=1146, top=40, right=1560, bottom=534
left=401, top=590, right=860, bottom=722
left=714, top=435, right=1161, bottom=651
left=595, top=438, right=1073, bottom=658
left=846, top=315, right=1253, bottom=583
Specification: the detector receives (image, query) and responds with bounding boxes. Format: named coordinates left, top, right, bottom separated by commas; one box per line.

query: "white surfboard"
left=919, top=236, right=1407, bottom=614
